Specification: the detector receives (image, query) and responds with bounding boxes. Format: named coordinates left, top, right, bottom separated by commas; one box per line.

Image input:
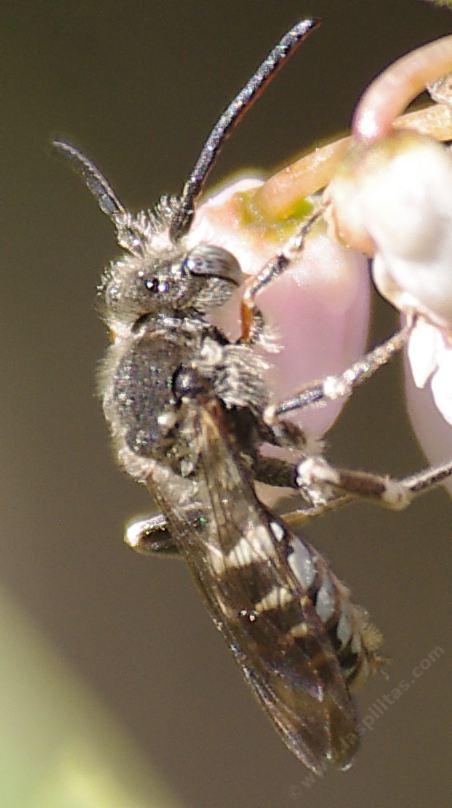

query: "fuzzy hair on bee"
left=53, top=18, right=452, bottom=774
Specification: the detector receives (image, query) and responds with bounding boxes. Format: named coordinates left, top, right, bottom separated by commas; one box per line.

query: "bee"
left=53, top=19, right=452, bottom=773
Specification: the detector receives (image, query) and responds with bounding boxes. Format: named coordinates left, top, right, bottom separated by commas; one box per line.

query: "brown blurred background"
left=1, top=1, right=451, bottom=806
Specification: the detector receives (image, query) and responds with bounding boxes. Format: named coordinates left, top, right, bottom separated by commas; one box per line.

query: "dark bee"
left=54, top=19, right=452, bottom=773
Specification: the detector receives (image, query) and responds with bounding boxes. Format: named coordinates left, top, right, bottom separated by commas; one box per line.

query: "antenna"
left=53, top=139, right=144, bottom=253
left=169, top=18, right=320, bottom=241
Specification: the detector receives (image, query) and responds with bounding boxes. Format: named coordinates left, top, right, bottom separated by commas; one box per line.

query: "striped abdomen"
left=287, top=533, right=383, bottom=688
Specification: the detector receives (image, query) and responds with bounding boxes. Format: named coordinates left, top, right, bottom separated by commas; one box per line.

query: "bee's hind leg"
left=274, top=459, right=452, bottom=532
left=295, top=456, right=452, bottom=510
left=125, top=513, right=181, bottom=558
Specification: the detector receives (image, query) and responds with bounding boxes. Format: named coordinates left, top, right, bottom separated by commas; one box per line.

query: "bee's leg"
left=255, top=446, right=451, bottom=515
left=280, top=496, right=352, bottom=527
left=253, top=416, right=324, bottom=488
left=125, top=514, right=181, bottom=558
left=240, top=208, right=322, bottom=340
left=253, top=456, right=298, bottom=488
left=295, top=456, right=452, bottom=510
left=264, top=321, right=412, bottom=421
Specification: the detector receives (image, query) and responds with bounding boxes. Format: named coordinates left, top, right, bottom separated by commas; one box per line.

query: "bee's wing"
left=148, top=398, right=358, bottom=773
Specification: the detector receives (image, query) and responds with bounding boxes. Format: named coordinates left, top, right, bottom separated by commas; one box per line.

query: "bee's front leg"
left=125, top=513, right=180, bottom=558
left=264, top=322, right=412, bottom=422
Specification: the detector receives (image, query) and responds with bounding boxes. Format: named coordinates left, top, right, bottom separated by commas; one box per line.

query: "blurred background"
left=1, top=1, right=451, bottom=806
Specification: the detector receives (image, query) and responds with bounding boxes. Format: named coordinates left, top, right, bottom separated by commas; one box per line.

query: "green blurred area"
left=0, top=590, right=179, bottom=808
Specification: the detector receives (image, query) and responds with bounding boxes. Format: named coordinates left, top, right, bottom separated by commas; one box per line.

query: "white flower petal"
left=431, top=348, right=452, bottom=426
left=369, top=137, right=452, bottom=327
left=407, top=318, right=443, bottom=388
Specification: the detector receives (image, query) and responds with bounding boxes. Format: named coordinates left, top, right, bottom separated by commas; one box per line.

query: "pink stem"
left=353, top=34, right=452, bottom=142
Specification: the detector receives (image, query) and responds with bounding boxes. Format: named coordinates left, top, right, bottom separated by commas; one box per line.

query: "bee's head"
left=52, top=141, right=243, bottom=330
left=100, top=237, right=243, bottom=330
left=53, top=19, right=319, bottom=330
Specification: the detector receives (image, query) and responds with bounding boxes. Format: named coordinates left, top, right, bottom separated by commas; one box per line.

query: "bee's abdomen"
left=288, top=536, right=382, bottom=687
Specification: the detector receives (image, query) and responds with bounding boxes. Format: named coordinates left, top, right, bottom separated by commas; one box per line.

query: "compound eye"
left=144, top=277, right=160, bottom=293
left=183, top=244, right=243, bottom=286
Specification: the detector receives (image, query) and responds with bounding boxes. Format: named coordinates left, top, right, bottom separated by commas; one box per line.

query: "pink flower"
left=189, top=178, right=370, bottom=438
left=326, top=130, right=452, bottom=489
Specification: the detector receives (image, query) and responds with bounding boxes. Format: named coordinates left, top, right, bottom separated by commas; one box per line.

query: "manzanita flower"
left=325, top=34, right=452, bottom=485
left=188, top=33, right=452, bottom=487
left=407, top=319, right=452, bottom=424
left=189, top=178, right=370, bottom=439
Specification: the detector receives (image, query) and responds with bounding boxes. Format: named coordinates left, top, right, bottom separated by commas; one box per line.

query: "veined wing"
left=148, top=397, right=358, bottom=773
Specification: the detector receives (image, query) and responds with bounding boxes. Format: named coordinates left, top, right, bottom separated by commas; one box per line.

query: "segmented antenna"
left=53, top=139, right=144, bottom=253
left=169, top=18, right=320, bottom=242
left=53, top=139, right=126, bottom=219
